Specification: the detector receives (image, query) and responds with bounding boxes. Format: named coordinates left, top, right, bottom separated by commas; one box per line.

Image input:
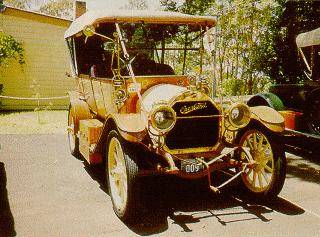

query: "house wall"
left=0, top=7, right=76, bottom=110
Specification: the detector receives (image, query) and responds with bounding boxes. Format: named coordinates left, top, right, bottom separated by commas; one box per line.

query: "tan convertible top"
left=296, top=27, right=320, bottom=48
left=64, top=9, right=216, bottom=38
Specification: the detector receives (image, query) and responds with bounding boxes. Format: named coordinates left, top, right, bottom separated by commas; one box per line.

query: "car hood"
left=140, top=84, right=188, bottom=112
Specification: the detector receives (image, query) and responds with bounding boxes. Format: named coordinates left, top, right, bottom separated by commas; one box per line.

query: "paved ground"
left=0, top=134, right=319, bottom=237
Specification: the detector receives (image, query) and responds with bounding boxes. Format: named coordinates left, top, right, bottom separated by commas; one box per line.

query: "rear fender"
left=247, top=92, right=284, bottom=111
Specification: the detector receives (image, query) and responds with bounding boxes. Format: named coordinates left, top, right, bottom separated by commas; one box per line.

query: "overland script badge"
left=180, top=102, right=208, bottom=115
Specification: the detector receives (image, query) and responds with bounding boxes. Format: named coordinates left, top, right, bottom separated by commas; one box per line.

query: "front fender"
left=94, top=113, right=149, bottom=155
left=110, top=113, right=148, bottom=143
left=250, top=106, right=285, bottom=133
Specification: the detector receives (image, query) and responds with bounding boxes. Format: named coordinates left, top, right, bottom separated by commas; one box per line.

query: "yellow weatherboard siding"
left=0, top=7, right=76, bottom=110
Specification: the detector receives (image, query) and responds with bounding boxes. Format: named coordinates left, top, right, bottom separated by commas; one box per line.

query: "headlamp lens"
left=228, top=103, right=251, bottom=128
left=151, top=106, right=176, bottom=132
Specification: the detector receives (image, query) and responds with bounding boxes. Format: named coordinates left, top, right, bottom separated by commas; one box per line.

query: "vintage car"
left=248, top=27, right=320, bottom=136
left=65, top=9, right=286, bottom=223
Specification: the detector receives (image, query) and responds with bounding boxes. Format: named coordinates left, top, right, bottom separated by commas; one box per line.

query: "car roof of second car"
left=64, top=9, right=216, bottom=39
left=296, top=27, right=320, bottom=48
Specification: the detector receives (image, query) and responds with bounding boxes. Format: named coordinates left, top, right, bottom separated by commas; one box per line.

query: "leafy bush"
left=0, top=30, right=25, bottom=67
left=221, top=76, right=272, bottom=96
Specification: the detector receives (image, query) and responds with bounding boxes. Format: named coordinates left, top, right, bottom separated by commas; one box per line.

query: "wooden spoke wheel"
left=67, top=105, right=79, bottom=157
left=237, top=128, right=286, bottom=198
left=106, top=130, right=144, bottom=223
left=108, top=135, right=128, bottom=213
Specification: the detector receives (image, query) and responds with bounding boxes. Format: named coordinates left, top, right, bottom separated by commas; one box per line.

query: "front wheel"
left=106, top=130, right=144, bottom=223
left=237, top=128, right=286, bottom=199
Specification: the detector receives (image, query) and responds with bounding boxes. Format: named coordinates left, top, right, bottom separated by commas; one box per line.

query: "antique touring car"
left=65, top=9, right=286, bottom=222
left=248, top=27, right=320, bottom=136
left=248, top=27, right=320, bottom=152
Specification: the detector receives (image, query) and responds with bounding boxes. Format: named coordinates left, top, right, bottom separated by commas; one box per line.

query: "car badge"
left=180, top=102, right=207, bottom=115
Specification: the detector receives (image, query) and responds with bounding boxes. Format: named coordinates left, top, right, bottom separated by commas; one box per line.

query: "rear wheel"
left=67, top=105, right=79, bottom=157
left=106, top=130, right=144, bottom=223
left=237, top=128, right=286, bottom=199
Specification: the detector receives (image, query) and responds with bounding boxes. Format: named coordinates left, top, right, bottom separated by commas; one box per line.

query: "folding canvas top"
left=296, top=27, right=320, bottom=48
left=64, top=9, right=216, bottom=39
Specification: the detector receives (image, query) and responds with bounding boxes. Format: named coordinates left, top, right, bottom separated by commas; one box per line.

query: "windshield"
left=118, top=23, right=204, bottom=76
left=299, top=46, right=320, bottom=81
left=70, top=22, right=205, bottom=78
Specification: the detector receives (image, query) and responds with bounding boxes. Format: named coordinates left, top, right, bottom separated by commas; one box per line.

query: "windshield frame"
left=116, top=22, right=206, bottom=77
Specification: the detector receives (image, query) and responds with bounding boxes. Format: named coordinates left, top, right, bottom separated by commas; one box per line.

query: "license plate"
left=181, top=159, right=204, bottom=173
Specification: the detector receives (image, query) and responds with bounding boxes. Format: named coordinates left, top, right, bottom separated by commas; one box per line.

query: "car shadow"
left=82, top=162, right=109, bottom=193
left=0, top=162, right=16, bottom=237
left=285, top=149, right=320, bottom=184
left=82, top=163, right=305, bottom=235
left=286, top=145, right=320, bottom=164
left=129, top=177, right=305, bottom=235
left=284, top=131, right=320, bottom=159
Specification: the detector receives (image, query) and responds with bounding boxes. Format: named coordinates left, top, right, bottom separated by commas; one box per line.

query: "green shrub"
left=0, top=30, right=25, bottom=67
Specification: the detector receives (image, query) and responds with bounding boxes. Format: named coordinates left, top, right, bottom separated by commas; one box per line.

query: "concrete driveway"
left=0, top=134, right=319, bottom=236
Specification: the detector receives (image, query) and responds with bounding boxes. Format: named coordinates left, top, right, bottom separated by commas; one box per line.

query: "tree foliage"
left=5, top=0, right=320, bottom=91
left=4, top=0, right=73, bottom=20
left=161, top=0, right=277, bottom=96
left=161, top=1, right=320, bottom=90
left=160, top=0, right=215, bottom=14
left=39, top=0, right=73, bottom=19
left=262, top=1, right=320, bottom=84
left=0, top=30, right=25, bottom=67
left=123, top=0, right=148, bottom=10
left=159, top=0, right=177, bottom=11
left=4, top=0, right=32, bottom=10
left=212, top=1, right=279, bottom=95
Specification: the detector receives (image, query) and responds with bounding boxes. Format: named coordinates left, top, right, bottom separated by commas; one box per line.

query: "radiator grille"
left=165, top=101, right=220, bottom=150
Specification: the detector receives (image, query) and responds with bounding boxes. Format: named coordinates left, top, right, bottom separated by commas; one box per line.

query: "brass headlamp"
left=149, top=105, right=176, bottom=133
left=228, top=103, right=251, bottom=128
